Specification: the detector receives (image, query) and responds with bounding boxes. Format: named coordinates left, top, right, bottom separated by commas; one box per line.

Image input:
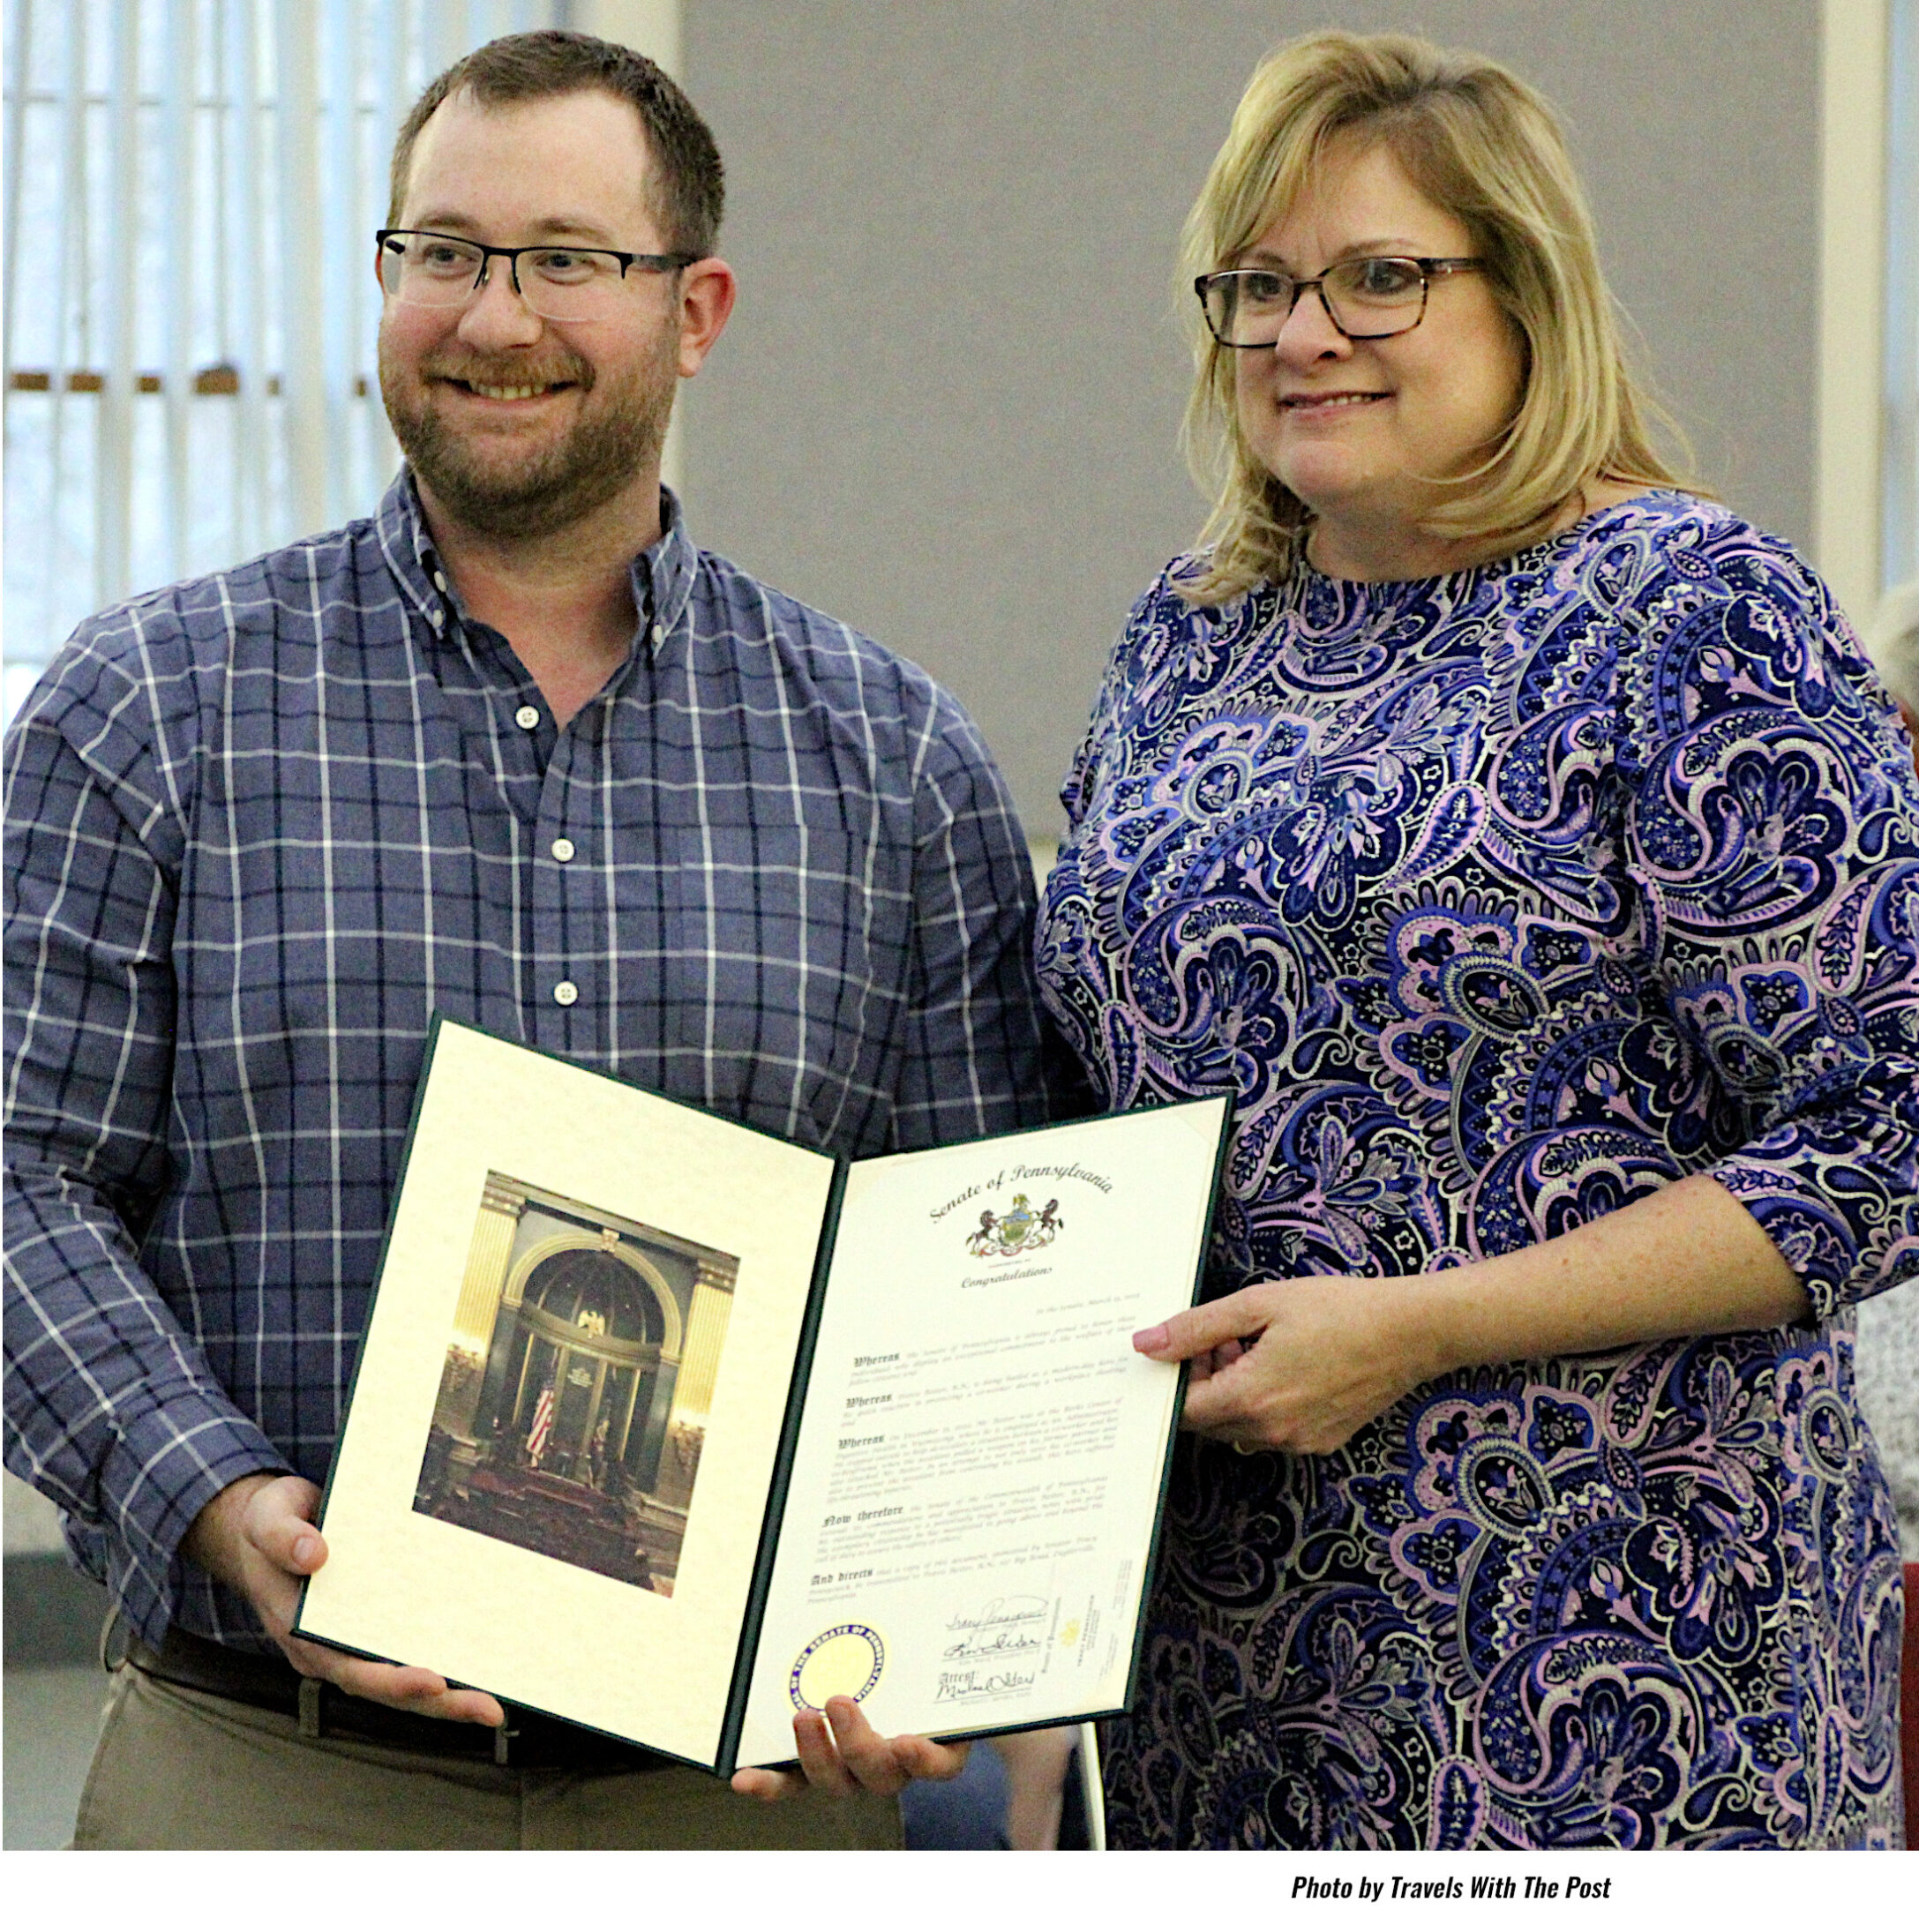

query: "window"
left=2, top=0, right=562, bottom=723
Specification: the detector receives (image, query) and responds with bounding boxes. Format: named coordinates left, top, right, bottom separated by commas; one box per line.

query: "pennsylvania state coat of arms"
left=963, top=1191, right=1062, bottom=1258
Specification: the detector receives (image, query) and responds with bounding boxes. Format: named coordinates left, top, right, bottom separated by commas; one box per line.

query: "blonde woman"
left=1035, top=32, right=1918, bottom=1848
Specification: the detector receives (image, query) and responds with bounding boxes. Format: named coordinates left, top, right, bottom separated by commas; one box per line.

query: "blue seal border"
left=789, top=1622, right=886, bottom=1711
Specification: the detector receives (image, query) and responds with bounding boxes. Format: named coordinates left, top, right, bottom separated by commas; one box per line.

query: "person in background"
left=1854, top=579, right=1919, bottom=1558
left=1864, top=581, right=1919, bottom=763
left=4, top=29, right=1062, bottom=1850
left=1035, top=30, right=1919, bottom=1847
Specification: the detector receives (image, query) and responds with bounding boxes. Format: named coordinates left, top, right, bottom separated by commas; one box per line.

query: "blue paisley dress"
left=1035, top=494, right=1919, bottom=1848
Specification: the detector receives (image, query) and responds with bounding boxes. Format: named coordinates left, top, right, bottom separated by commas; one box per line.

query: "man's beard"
left=380, top=330, right=677, bottom=543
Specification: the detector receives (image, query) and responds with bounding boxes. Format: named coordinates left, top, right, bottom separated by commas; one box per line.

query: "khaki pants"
left=73, top=1664, right=902, bottom=1850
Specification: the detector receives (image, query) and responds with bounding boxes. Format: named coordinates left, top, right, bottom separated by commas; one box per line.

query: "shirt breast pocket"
left=663, top=821, right=890, bottom=1142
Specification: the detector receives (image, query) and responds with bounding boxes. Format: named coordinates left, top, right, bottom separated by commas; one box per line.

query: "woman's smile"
left=1233, top=139, right=1525, bottom=580
left=1276, top=387, right=1391, bottom=416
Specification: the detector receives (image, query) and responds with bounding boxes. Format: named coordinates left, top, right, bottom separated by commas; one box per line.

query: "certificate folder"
left=295, top=1015, right=1230, bottom=1776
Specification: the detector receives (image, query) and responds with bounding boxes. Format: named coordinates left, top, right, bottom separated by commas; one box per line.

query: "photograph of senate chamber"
left=414, top=1172, right=738, bottom=1597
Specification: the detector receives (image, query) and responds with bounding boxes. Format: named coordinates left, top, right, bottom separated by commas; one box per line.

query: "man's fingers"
left=793, top=1704, right=859, bottom=1793
left=825, top=1696, right=965, bottom=1793
left=332, top=1662, right=502, bottom=1727
left=277, top=1634, right=505, bottom=1726
left=240, top=1474, right=327, bottom=1574
left=276, top=1635, right=438, bottom=1699
left=731, top=1766, right=804, bottom=1802
left=732, top=1707, right=866, bottom=1801
left=402, top=1684, right=506, bottom=1726
left=254, top=1513, right=326, bottom=1576
left=822, top=1696, right=906, bottom=1793
left=885, top=1729, right=970, bottom=1784
left=738, top=1701, right=963, bottom=1801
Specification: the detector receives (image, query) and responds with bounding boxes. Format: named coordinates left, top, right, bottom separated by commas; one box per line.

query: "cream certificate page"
left=733, top=1098, right=1227, bottom=1768
left=295, top=1020, right=836, bottom=1769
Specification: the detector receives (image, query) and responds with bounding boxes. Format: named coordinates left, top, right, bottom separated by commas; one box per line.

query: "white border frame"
left=1817, top=0, right=1890, bottom=622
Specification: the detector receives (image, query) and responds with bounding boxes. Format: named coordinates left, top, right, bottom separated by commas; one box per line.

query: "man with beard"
left=4, top=32, right=1059, bottom=1849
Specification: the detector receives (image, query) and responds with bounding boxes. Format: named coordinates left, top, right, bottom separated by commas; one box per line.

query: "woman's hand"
left=1134, top=1274, right=1446, bottom=1455
left=730, top=1697, right=969, bottom=1802
left=1131, top=1174, right=1813, bottom=1456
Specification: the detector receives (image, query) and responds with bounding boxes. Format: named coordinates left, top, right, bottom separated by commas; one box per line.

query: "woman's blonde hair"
left=1179, top=31, right=1690, bottom=603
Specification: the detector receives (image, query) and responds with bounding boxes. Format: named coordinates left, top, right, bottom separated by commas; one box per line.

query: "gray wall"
left=683, top=2, right=1819, bottom=835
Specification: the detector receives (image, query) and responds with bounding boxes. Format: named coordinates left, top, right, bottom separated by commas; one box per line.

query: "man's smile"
left=422, top=356, right=590, bottom=407
left=454, top=378, right=573, bottom=401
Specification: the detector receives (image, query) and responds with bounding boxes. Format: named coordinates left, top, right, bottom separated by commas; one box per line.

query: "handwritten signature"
left=945, top=1594, right=1048, bottom=1634
left=935, top=1668, right=1037, bottom=1702
left=942, top=1629, right=1042, bottom=1662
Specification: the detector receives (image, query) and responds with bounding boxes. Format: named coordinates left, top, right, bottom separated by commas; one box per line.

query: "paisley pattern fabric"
left=1036, top=496, right=1919, bottom=1848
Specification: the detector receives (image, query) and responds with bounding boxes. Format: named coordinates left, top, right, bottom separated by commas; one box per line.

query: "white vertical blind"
left=162, top=0, right=196, bottom=579
left=48, top=5, right=86, bottom=601
left=0, top=1, right=28, bottom=378
left=276, top=0, right=328, bottom=538
left=2, top=0, right=564, bottom=723
left=324, top=0, right=358, bottom=526
left=98, top=4, right=140, bottom=613
left=229, top=0, right=268, bottom=565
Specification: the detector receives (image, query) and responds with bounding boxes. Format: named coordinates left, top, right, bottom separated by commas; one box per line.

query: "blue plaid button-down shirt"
left=4, top=477, right=1061, bottom=1650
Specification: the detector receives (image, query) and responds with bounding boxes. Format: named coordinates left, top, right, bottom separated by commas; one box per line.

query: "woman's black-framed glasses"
left=1195, top=256, right=1484, bottom=347
left=376, top=229, right=698, bottom=324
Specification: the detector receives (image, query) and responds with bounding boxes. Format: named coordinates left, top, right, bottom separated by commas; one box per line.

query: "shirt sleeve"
left=1615, top=527, right=1919, bottom=1318
left=4, top=633, right=289, bottom=1646
left=888, top=688, right=1091, bottom=1149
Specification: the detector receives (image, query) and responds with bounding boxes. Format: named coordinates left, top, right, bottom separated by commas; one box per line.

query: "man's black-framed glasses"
left=376, top=229, right=697, bottom=324
left=1195, top=256, right=1485, bottom=347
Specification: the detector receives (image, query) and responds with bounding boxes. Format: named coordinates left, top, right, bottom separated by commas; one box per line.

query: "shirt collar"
left=374, top=469, right=697, bottom=659
left=635, top=484, right=697, bottom=651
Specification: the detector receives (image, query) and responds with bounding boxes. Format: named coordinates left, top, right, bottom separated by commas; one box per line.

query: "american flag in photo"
left=527, top=1383, right=555, bottom=1465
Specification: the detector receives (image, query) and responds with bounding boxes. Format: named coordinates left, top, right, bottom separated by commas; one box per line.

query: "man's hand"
left=181, top=1472, right=505, bottom=1726
left=730, top=1696, right=969, bottom=1801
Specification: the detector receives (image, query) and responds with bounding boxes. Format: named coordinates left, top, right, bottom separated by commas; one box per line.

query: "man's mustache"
left=421, top=353, right=594, bottom=390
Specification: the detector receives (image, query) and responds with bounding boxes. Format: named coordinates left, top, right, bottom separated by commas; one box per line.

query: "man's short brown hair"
left=387, top=29, right=724, bottom=259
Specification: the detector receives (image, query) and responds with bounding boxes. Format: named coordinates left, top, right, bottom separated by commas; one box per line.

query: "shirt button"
left=432, top=571, right=448, bottom=593
left=515, top=705, right=541, bottom=730
left=551, top=838, right=576, bottom=863
left=553, top=980, right=579, bottom=1007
